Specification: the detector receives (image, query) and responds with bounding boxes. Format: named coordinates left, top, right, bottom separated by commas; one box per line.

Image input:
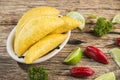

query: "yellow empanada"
left=24, top=34, right=67, bottom=64
left=14, top=16, right=64, bottom=57
left=52, top=16, right=81, bottom=33
left=15, top=6, right=60, bottom=37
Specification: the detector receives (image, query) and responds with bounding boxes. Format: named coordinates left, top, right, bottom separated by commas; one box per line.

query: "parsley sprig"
left=28, top=66, right=48, bottom=80
left=94, top=17, right=113, bottom=37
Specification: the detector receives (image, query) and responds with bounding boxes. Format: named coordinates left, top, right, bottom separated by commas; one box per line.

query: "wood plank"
left=0, top=23, right=120, bottom=79
left=0, top=0, right=120, bottom=24
left=0, top=51, right=119, bottom=80
left=0, top=0, right=120, bottom=80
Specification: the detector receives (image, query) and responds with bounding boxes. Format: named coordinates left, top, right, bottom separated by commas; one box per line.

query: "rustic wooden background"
left=0, top=0, right=120, bottom=80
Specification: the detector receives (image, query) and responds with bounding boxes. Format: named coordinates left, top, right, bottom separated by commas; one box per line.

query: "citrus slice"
left=95, top=72, right=115, bottom=80
left=109, top=48, right=120, bottom=67
left=112, top=13, right=120, bottom=24
left=64, top=47, right=82, bottom=65
left=66, top=11, right=85, bottom=30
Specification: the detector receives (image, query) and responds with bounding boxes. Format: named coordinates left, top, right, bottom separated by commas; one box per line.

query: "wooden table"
left=0, top=0, right=120, bottom=80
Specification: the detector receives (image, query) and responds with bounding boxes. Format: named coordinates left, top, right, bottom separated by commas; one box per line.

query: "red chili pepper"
left=116, top=38, right=120, bottom=47
left=70, top=67, right=94, bottom=77
left=85, top=46, right=109, bottom=64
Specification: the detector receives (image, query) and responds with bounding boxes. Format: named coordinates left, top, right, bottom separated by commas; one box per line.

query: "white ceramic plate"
left=6, top=27, right=71, bottom=64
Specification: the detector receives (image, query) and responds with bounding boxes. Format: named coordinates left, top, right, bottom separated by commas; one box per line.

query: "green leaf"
left=87, top=13, right=98, bottom=19
left=94, top=17, right=113, bottom=37
left=28, top=66, right=48, bottom=80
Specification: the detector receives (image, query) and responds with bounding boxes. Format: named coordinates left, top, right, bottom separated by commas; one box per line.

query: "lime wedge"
left=95, top=72, right=115, bottom=80
left=109, top=48, right=120, bottom=67
left=64, top=47, right=82, bottom=65
left=67, top=12, right=85, bottom=30
left=112, top=13, right=120, bottom=24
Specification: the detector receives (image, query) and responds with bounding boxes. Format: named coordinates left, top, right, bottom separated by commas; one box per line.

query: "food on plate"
left=14, top=16, right=64, bottom=57
left=67, top=11, right=85, bottom=30
left=52, top=16, right=81, bottom=33
left=64, top=47, right=83, bottom=65
left=13, top=6, right=82, bottom=64
left=24, top=34, right=67, bottom=64
left=70, top=67, right=94, bottom=77
left=85, top=46, right=109, bottom=64
left=15, top=6, right=60, bottom=37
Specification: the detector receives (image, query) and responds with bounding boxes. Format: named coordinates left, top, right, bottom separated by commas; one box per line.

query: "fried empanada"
left=15, top=6, right=60, bottom=37
left=24, top=34, right=67, bottom=64
left=52, top=16, right=81, bottom=33
left=14, top=16, right=64, bottom=57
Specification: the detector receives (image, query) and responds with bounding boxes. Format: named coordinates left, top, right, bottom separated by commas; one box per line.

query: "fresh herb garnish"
left=87, top=13, right=98, bottom=19
left=28, top=66, right=48, bottom=80
left=94, top=17, right=113, bottom=37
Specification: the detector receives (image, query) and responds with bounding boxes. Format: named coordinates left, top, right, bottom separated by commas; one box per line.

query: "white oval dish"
left=6, top=27, right=71, bottom=64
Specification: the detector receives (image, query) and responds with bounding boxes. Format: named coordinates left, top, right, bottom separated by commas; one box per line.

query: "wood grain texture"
left=0, top=0, right=120, bottom=80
